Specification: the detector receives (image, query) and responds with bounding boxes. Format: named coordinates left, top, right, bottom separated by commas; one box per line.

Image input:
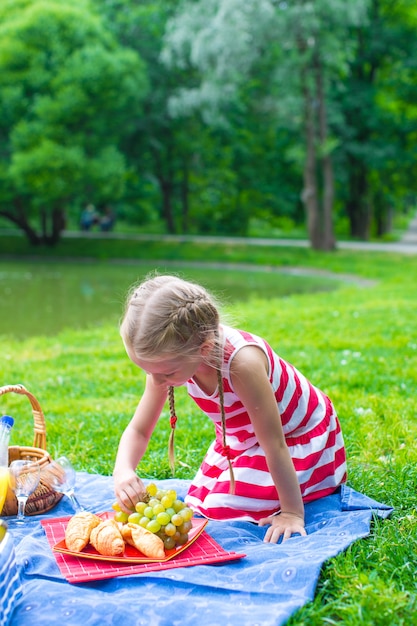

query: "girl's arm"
left=230, top=345, right=307, bottom=543
left=113, top=376, right=168, bottom=512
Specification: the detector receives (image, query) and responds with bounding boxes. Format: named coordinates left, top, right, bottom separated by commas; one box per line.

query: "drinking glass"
left=8, top=460, right=41, bottom=523
left=44, top=456, right=84, bottom=512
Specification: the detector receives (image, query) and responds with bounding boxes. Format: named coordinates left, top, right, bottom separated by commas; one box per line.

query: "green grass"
left=0, top=230, right=413, bottom=281
left=1, top=238, right=417, bottom=624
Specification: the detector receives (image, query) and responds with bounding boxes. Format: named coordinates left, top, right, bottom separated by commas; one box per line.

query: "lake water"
left=0, top=259, right=338, bottom=339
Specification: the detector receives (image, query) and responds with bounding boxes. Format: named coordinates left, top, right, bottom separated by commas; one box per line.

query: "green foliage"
left=161, top=0, right=374, bottom=248
left=0, top=0, right=148, bottom=242
left=9, top=141, right=85, bottom=201
left=332, top=0, right=417, bottom=238
left=1, top=0, right=417, bottom=247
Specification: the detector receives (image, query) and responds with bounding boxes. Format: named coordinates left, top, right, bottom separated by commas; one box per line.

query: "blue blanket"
left=7, top=473, right=392, bottom=626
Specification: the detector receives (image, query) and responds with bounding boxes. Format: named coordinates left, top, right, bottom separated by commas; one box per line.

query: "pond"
left=0, top=259, right=340, bottom=339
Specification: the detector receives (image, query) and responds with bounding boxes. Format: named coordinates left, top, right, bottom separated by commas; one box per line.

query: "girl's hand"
left=259, top=512, right=307, bottom=543
left=113, top=469, right=148, bottom=514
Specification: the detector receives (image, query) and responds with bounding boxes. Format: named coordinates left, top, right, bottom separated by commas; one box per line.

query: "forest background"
left=1, top=0, right=417, bottom=251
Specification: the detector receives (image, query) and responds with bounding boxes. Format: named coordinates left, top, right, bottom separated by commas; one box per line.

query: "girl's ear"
left=200, top=338, right=215, bottom=357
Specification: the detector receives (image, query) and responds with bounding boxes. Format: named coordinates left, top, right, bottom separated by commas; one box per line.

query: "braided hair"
left=121, top=274, right=235, bottom=493
left=121, top=275, right=219, bottom=358
left=167, top=339, right=235, bottom=495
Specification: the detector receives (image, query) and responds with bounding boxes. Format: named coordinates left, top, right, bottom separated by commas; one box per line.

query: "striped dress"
left=185, top=326, right=347, bottom=522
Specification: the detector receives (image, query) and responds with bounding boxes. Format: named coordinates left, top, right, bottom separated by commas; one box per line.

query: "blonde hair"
left=121, top=273, right=235, bottom=493
left=120, top=274, right=220, bottom=359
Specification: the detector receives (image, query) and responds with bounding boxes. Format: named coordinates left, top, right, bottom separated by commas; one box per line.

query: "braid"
left=167, top=295, right=213, bottom=345
left=166, top=335, right=236, bottom=493
left=216, top=367, right=236, bottom=495
left=168, top=386, right=177, bottom=474
left=121, top=275, right=220, bottom=360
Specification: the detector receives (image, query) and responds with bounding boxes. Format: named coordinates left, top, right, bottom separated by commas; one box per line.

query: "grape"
left=164, top=522, right=176, bottom=537
left=165, top=507, right=176, bottom=518
left=161, top=495, right=174, bottom=509
left=146, top=483, right=157, bottom=497
left=173, top=499, right=185, bottom=512
left=156, top=511, right=170, bottom=526
left=176, top=533, right=189, bottom=545
left=178, top=520, right=192, bottom=534
left=135, top=501, right=147, bottom=515
left=163, top=536, right=176, bottom=550
left=180, top=507, right=193, bottom=522
left=152, top=503, right=165, bottom=516
left=128, top=512, right=142, bottom=525
left=171, top=513, right=184, bottom=527
left=115, top=485, right=195, bottom=549
left=147, top=519, right=161, bottom=533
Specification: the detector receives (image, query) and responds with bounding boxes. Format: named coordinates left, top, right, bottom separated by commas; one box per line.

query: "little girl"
left=113, top=274, right=347, bottom=543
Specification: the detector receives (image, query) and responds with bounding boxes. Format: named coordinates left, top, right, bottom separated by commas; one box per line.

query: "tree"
left=98, top=1, right=307, bottom=237
left=0, top=0, right=148, bottom=244
left=161, top=0, right=369, bottom=249
left=99, top=0, right=203, bottom=234
left=334, top=0, right=417, bottom=239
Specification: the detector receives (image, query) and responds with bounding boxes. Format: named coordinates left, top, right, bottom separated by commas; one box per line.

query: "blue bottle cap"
left=0, top=415, right=14, bottom=428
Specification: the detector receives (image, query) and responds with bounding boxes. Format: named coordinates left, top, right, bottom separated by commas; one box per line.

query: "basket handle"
left=0, top=384, right=47, bottom=450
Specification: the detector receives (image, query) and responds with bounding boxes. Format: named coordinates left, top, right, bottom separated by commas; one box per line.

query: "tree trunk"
left=36, top=207, right=65, bottom=245
left=0, top=199, right=41, bottom=245
left=300, top=68, right=321, bottom=249
left=40, top=209, right=48, bottom=242
left=374, top=189, right=392, bottom=236
left=180, top=159, right=189, bottom=233
left=160, top=179, right=176, bottom=233
left=50, top=208, right=65, bottom=245
left=150, top=139, right=176, bottom=234
left=346, top=160, right=370, bottom=239
left=343, top=7, right=381, bottom=241
left=316, top=56, right=336, bottom=250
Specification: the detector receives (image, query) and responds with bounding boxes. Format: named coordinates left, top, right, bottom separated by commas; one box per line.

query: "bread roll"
left=121, top=523, right=165, bottom=559
left=90, top=519, right=125, bottom=556
left=65, top=511, right=101, bottom=552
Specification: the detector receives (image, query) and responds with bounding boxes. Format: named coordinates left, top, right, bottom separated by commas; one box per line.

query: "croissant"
left=121, top=523, right=165, bottom=559
left=65, top=511, right=102, bottom=552
left=90, top=519, right=125, bottom=556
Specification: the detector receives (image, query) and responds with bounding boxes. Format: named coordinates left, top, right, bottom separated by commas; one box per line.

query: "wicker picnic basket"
left=0, top=384, right=63, bottom=516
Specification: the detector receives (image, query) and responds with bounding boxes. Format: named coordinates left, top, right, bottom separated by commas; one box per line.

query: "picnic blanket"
left=6, top=473, right=392, bottom=626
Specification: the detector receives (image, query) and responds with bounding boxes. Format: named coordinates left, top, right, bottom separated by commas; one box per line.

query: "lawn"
left=1, top=238, right=417, bottom=624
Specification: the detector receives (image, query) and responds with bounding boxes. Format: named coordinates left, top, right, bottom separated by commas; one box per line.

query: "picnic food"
left=121, top=522, right=165, bottom=559
left=63, top=484, right=195, bottom=559
left=112, top=483, right=194, bottom=550
left=64, top=511, right=101, bottom=552
left=90, top=519, right=125, bottom=557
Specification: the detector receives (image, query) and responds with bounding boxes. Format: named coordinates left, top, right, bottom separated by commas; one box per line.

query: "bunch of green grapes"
left=112, top=483, right=194, bottom=550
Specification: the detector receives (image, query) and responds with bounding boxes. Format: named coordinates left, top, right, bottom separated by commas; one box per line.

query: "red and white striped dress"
left=185, top=326, right=347, bottom=522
